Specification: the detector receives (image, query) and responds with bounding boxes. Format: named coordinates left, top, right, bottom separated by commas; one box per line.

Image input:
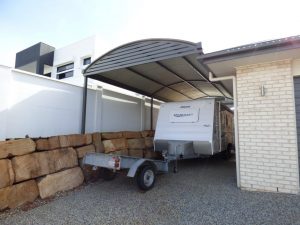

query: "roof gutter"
left=209, top=72, right=240, bottom=188
left=200, top=35, right=300, bottom=64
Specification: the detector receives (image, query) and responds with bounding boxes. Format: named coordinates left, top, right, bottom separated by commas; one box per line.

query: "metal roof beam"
left=182, top=56, right=226, bottom=97
left=155, top=61, right=208, bottom=96
left=127, top=67, right=192, bottom=100
left=151, top=80, right=209, bottom=96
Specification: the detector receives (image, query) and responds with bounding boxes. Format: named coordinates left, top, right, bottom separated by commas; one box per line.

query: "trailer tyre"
left=136, top=165, right=156, bottom=191
left=101, top=168, right=116, bottom=181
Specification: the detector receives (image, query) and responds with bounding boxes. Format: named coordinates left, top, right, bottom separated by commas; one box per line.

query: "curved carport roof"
left=83, top=39, right=232, bottom=102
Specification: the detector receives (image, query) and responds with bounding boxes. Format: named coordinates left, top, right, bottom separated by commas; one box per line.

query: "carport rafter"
left=182, top=56, right=226, bottom=97
left=155, top=61, right=209, bottom=96
left=127, top=67, right=192, bottom=100
left=151, top=80, right=209, bottom=96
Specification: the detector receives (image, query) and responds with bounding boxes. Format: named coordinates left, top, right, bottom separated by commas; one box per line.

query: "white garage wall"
left=0, top=65, right=160, bottom=140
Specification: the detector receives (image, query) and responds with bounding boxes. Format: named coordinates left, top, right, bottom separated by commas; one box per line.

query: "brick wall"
left=236, top=59, right=299, bottom=194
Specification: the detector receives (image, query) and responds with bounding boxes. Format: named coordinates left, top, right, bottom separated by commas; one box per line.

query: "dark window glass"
left=57, top=71, right=73, bottom=79
left=83, top=57, right=91, bottom=65
left=57, top=63, right=74, bottom=73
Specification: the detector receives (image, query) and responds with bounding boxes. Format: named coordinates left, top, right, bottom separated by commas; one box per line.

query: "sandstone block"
left=144, top=137, right=154, bottom=149
left=12, top=151, right=50, bottom=182
left=127, top=138, right=145, bottom=150
left=0, top=180, right=39, bottom=210
left=103, top=138, right=128, bottom=153
left=141, top=130, right=155, bottom=137
left=144, top=150, right=161, bottom=159
left=58, top=136, right=69, bottom=148
left=37, top=167, right=84, bottom=199
left=129, top=149, right=143, bottom=158
left=76, top=145, right=95, bottom=159
left=110, top=149, right=128, bottom=156
left=51, top=148, right=78, bottom=172
left=35, top=139, right=48, bottom=150
left=0, top=139, right=36, bottom=159
left=122, top=131, right=141, bottom=139
left=12, top=148, right=78, bottom=182
left=59, top=134, right=92, bottom=147
left=0, top=159, right=14, bottom=189
left=101, top=132, right=123, bottom=140
left=35, top=136, right=60, bottom=151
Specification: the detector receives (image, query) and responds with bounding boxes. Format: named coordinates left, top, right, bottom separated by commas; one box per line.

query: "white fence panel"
left=0, top=66, right=160, bottom=140
left=101, top=90, right=143, bottom=132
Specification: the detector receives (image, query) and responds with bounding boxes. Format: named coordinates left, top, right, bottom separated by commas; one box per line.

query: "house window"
left=57, top=71, right=73, bottom=80
left=83, top=57, right=91, bottom=65
left=57, top=63, right=74, bottom=73
left=56, top=62, right=74, bottom=79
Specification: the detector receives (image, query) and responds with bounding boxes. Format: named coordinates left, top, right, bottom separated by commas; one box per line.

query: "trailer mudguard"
left=127, top=159, right=156, bottom=178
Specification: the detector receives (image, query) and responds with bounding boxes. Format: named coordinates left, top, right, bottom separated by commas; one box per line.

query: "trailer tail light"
left=108, top=156, right=121, bottom=170
left=114, top=156, right=121, bottom=170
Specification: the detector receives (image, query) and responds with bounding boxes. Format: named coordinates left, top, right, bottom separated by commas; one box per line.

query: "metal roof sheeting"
left=198, top=35, right=300, bottom=64
left=84, top=39, right=232, bottom=102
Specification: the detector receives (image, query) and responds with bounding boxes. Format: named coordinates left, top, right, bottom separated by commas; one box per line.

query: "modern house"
left=15, top=42, right=55, bottom=77
left=15, top=36, right=103, bottom=85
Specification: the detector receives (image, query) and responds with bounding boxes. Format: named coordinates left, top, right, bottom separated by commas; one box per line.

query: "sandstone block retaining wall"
left=0, top=130, right=156, bottom=210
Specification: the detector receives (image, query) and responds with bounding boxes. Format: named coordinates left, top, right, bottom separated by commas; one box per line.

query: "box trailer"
left=83, top=98, right=234, bottom=191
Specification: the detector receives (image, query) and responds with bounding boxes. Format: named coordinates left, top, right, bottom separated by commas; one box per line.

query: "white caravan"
left=154, top=98, right=234, bottom=159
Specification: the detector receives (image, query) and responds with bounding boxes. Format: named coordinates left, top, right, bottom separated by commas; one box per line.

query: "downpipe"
left=209, top=72, right=240, bottom=188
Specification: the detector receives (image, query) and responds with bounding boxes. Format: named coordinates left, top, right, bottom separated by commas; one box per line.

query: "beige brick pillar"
left=236, top=59, right=299, bottom=194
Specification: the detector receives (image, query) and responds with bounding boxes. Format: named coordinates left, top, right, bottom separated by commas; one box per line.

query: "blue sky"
left=1, top=0, right=300, bottom=66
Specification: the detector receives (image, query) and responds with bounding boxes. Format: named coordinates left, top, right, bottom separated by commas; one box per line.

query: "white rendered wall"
left=0, top=65, right=12, bottom=140
left=0, top=66, right=159, bottom=140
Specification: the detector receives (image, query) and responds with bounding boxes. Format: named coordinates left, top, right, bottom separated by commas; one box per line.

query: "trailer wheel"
left=101, top=168, right=116, bottom=181
left=136, top=165, right=156, bottom=191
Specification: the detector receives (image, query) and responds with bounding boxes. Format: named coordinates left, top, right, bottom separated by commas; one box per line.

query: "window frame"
left=83, top=57, right=91, bottom=66
left=56, top=62, right=74, bottom=80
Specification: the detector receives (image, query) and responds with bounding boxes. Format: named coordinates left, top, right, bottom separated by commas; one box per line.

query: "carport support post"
left=150, top=97, right=154, bottom=130
left=81, top=76, right=88, bottom=134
